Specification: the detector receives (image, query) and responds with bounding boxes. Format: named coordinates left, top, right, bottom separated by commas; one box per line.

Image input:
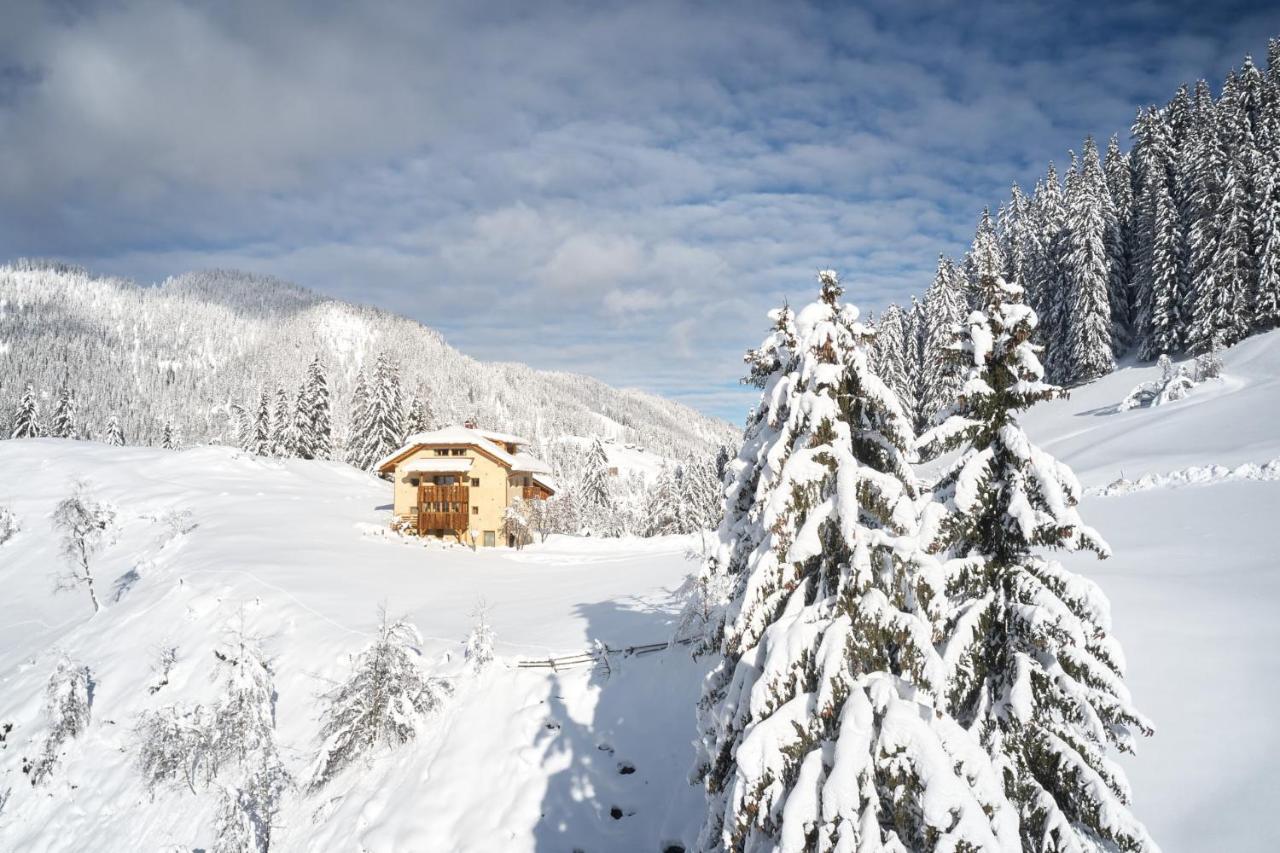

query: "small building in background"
left=376, top=425, right=555, bottom=547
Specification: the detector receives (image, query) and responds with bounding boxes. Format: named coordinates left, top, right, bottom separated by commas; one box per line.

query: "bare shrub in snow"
left=28, top=654, right=93, bottom=785
left=308, top=610, right=452, bottom=792
left=671, top=568, right=732, bottom=647
left=52, top=482, right=117, bottom=614
left=462, top=600, right=496, bottom=672
left=149, top=643, right=179, bottom=694
left=0, top=506, right=18, bottom=545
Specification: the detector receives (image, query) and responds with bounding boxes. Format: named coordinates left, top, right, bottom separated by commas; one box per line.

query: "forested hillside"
left=874, top=41, right=1280, bottom=430
left=0, top=262, right=737, bottom=460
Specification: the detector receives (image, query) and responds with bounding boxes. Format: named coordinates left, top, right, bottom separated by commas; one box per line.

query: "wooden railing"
left=416, top=483, right=470, bottom=534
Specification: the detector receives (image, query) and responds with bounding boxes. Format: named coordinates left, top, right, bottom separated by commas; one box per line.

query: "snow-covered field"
left=3, top=331, right=1280, bottom=851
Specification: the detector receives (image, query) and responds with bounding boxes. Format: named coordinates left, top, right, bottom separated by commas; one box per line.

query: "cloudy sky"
left=3, top=1, right=1278, bottom=421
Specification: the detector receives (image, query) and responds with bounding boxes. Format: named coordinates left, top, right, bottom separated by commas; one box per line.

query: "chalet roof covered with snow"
left=374, top=425, right=550, bottom=479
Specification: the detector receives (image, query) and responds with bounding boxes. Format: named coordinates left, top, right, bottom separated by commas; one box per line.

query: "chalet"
left=375, top=425, right=556, bottom=547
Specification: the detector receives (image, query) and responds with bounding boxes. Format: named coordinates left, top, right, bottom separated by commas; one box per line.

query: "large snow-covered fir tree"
left=917, top=271, right=1156, bottom=852
left=694, top=271, right=1018, bottom=852
left=1063, top=137, right=1115, bottom=382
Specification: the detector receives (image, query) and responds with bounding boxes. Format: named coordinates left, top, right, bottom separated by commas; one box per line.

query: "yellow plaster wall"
left=392, top=444, right=513, bottom=546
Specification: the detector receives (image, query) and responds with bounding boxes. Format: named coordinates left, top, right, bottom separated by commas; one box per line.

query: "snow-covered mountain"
left=0, top=261, right=738, bottom=458
left=2, top=329, right=1278, bottom=851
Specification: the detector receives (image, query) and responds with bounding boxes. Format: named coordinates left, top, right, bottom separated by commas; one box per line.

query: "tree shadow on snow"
left=532, top=596, right=700, bottom=853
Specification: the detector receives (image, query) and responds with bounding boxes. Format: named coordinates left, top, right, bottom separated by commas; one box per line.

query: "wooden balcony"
left=416, top=483, right=470, bottom=535
left=521, top=484, right=551, bottom=501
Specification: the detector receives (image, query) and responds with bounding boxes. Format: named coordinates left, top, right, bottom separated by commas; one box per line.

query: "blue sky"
left=3, top=1, right=1279, bottom=422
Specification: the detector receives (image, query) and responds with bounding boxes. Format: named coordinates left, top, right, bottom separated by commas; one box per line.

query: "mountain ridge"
left=0, top=260, right=739, bottom=459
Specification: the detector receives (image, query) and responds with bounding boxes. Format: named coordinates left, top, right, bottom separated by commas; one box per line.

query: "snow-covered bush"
left=137, top=704, right=215, bottom=794
left=308, top=611, right=452, bottom=792
left=136, top=619, right=290, bottom=850
left=28, top=654, right=93, bottom=785
left=501, top=500, right=531, bottom=549
left=0, top=505, right=18, bottom=546
left=52, top=482, right=117, bottom=614
left=1119, top=354, right=1198, bottom=410
left=462, top=601, right=496, bottom=673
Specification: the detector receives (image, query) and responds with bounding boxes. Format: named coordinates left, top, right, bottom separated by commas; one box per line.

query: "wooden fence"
left=515, top=638, right=693, bottom=670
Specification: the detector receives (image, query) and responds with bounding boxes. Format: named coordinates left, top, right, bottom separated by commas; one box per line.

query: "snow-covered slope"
left=2, top=330, right=1280, bottom=851
left=0, top=442, right=707, bottom=851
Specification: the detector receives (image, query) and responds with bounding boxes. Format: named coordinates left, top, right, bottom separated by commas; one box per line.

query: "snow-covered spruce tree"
left=679, top=456, right=724, bottom=540
left=51, top=383, right=77, bottom=439
left=1063, top=136, right=1115, bottom=383
left=105, top=415, right=126, bottom=447
left=871, top=302, right=916, bottom=422
left=695, top=271, right=1018, bottom=852
left=579, top=435, right=615, bottom=535
left=1103, top=134, right=1134, bottom=354
left=161, top=419, right=177, bottom=450
left=919, top=255, right=968, bottom=428
left=251, top=391, right=272, bottom=457
left=28, top=654, right=93, bottom=785
left=644, top=465, right=683, bottom=537
left=404, top=394, right=432, bottom=436
left=346, top=354, right=404, bottom=471
left=292, top=356, right=332, bottom=460
left=269, top=386, right=292, bottom=457
left=917, top=272, right=1156, bottom=852
left=10, top=383, right=43, bottom=439
left=308, top=610, right=451, bottom=792
left=52, top=483, right=117, bottom=614
left=463, top=600, right=497, bottom=673
left=1254, top=158, right=1280, bottom=330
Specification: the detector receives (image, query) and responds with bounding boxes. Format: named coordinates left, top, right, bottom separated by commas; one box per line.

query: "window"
left=523, top=476, right=530, bottom=487
left=471, top=478, right=480, bottom=487
left=472, top=506, right=479, bottom=515
left=451, top=448, right=466, bottom=456
left=483, top=531, right=496, bottom=548
left=409, top=477, right=420, bottom=487
left=434, top=449, right=449, bottom=456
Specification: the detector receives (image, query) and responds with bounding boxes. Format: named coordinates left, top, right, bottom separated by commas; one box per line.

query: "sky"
left=3, top=1, right=1280, bottom=423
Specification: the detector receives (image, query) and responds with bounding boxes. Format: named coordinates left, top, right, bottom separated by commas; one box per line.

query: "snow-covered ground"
left=0, top=443, right=705, bottom=852
left=2, top=330, right=1280, bottom=851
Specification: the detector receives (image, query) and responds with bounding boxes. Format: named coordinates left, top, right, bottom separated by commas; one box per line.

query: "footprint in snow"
left=617, top=761, right=636, bottom=775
